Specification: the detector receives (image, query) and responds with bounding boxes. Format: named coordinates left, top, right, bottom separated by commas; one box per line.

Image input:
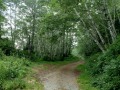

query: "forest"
left=0, top=0, right=120, bottom=90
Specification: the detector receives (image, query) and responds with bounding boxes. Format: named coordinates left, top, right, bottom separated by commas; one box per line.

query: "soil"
left=38, top=61, right=83, bottom=90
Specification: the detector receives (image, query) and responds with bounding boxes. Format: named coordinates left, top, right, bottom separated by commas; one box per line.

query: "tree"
left=0, top=0, right=5, bottom=38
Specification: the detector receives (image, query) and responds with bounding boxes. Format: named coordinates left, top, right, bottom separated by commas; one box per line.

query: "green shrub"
left=2, top=79, right=26, bottom=90
left=94, top=58, right=120, bottom=90
left=0, top=56, right=30, bottom=90
left=0, top=48, right=4, bottom=59
left=86, top=53, right=102, bottom=76
left=87, top=36, right=120, bottom=90
left=0, top=38, right=15, bottom=56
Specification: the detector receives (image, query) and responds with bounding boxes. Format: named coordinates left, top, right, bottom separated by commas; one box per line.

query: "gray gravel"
left=39, top=61, right=83, bottom=90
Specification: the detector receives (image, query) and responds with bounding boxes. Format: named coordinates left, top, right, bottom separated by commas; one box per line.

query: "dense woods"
left=1, top=0, right=77, bottom=61
left=0, top=0, right=120, bottom=90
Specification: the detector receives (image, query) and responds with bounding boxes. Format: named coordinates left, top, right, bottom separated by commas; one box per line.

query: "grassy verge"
left=76, top=63, right=98, bottom=90
left=32, top=56, right=79, bottom=70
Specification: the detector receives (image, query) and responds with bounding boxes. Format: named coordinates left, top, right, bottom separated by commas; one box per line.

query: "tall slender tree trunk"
left=74, top=8, right=105, bottom=53
left=0, top=24, right=1, bottom=39
left=31, top=7, right=36, bottom=53
left=103, top=0, right=117, bottom=42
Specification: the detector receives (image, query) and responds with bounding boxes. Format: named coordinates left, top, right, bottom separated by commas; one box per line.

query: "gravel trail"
left=38, top=61, right=83, bottom=90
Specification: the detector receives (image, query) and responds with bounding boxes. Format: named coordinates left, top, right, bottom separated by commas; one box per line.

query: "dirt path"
left=38, top=61, right=83, bottom=90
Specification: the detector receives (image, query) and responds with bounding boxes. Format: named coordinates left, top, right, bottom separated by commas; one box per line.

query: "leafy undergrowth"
left=76, top=64, right=98, bottom=90
left=86, top=36, right=120, bottom=90
left=0, top=56, right=43, bottom=90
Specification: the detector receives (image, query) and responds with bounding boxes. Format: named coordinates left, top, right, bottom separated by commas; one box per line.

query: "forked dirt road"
left=38, top=61, right=83, bottom=90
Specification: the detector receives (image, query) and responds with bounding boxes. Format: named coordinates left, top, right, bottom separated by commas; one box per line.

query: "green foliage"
left=0, top=48, right=4, bottom=59
left=77, top=35, right=100, bottom=58
left=86, top=53, right=101, bottom=76
left=76, top=64, right=98, bottom=90
left=2, top=79, right=26, bottom=90
left=0, top=0, right=5, bottom=23
left=0, top=38, right=15, bottom=56
left=96, top=59, right=120, bottom=90
left=0, top=56, right=30, bottom=90
left=86, top=36, right=120, bottom=90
